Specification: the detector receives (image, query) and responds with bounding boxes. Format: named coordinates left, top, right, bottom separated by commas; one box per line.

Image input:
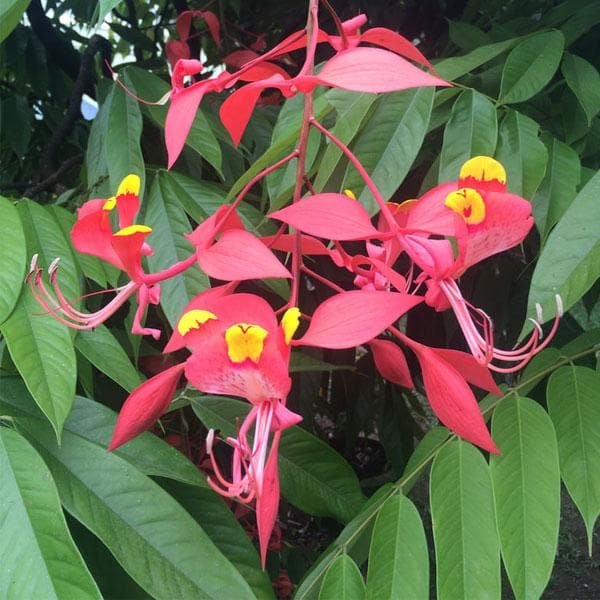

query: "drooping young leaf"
left=524, top=169, right=600, bottom=334
left=16, top=417, right=255, bottom=600
left=430, top=440, right=500, bottom=600
left=0, top=196, right=26, bottom=325
left=0, top=427, right=101, bottom=599
left=366, top=494, right=428, bottom=599
left=499, top=31, right=565, bottom=105
left=438, top=89, right=497, bottom=183
left=496, top=110, right=548, bottom=199
left=191, top=395, right=367, bottom=523
left=319, top=555, right=365, bottom=600
left=0, top=201, right=78, bottom=439
left=561, top=53, right=600, bottom=124
left=490, top=396, right=560, bottom=600
left=547, top=366, right=600, bottom=552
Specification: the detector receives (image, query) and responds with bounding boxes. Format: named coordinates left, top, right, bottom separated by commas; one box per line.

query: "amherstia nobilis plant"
left=27, top=0, right=562, bottom=568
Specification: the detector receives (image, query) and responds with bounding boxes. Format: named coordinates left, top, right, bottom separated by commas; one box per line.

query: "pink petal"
left=71, top=209, right=123, bottom=269
left=412, top=343, right=499, bottom=453
left=116, top=192, right=140, bottom=229
left=165, top=40, right=190, bottom=68
left=359, top=28, right=433, bottom=69
left=197, top=229, right=292, bottom=281
left=257, top=432, right=281, bottom=568
left=110, top=229, right=151, bottom=283
left=370, top=339, right=414, bottom=388
left=108, top=363, right=185, bottom=451
left=318, top=47, right=449, bottom=93
left=272, top=402, right=302, bottom=430
left=401, top=235, right=456, bottom=279
left=406, top=182, right=464, bottom=237
left=269, top=193, right=380, bottom=241
left=185, top=205, right=245, bottom=249
left=298, top=290, right=423, bottom=349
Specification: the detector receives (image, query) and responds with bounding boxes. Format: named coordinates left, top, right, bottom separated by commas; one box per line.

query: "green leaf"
left=319, top=555, right=365, bottom=600
left=0, top=196, right=25, bottom=324
left=0, top=377, right=206, bottom=488
left=499, top=31, right=565, bottom=105
left=94, top=0, right=122, bottom=26
left=85, top=90, right=110, bottom=196
left=547, top=366, right=600, bottom=552
left=430, top=440, right=500, bottom=600
left=524, top=169, right=600, bottom=335
left=365, top=494, right=428, bottom=599
left=448, top=21, right=491, bottom=52
left=75, top=326, right=142, bottom=392
left=560, top=2, right=600, bottom=45
left=1, top=95, right=32, bottom=157
left=313, top=91, right=379, bottom=193
left=123, top=68, right=223, bottom=177
left=0, top=201, right=78, bottom=439
left=0, top=0, right=29, bottom=42
left=439, top=89, right=497, bottom=183
left=0, top=427, right=101, bottom=599
left=532, top=135, right=580, bottom=240
left=490, top=396, right=560, bottom=600
left=16, top=417, right=255, bottom=600
left=191, top=395, right=366, bottom=523
left=104, top=81, right=145, bottom=194
left=289, top=351, right=353, bottom=372
left=342, top=87, right=435, bottom=215
left=144, top=172, right=209, bottom=327
left=518, top=348, right=564, bottom=396
left=561, top=53, right=600, bottom=124
left=496, top=110, right=547, bottom=199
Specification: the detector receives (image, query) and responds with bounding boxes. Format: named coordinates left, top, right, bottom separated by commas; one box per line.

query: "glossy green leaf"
left=439, top=89, right=497, bottom=183
left=144, top=172, right=209, bottom=327
left=524, top=169, right=600, bottom=334
left=490, top=396, right=560, bottom=600
left=85, top=89, right=111, bottom=197
left=0, top=196, right=26, bottom=324
left=314, top=91, right=379, bottom=192
left=430, top=440, right=500, bottom=600
left=0, top=377, right=206, bottom=488
left=499, top=31, right=565, bottom=105
left=0, top=0, right=31, bottom=43
left=123, top=67, right=223, bottom=177
left=401, top=426, right=450, bottom=493
left=547, top=366, right=600, bottom=552
left=104, top=81, right=145, bottom=194
left=561, top=53, right=600, bottom=124
left=191, top=395, right=366, bottom=523
left=342, top=87, right=435, bottom=215
left=496, top=110, right=547, bottom=199
left=0, top=427, right=101, bottom=599
left=16, top=417, right=255, bottom=600
left=319, top=555, right=365, bottom=600
left=532, top=135, right=580, bottom=239
left=75, top=325, right=142, bottom=392
left=0, top=201, right=78, bottom=439
left=366, top=494, right=428, bottom=599
left=518, top=348, right=564, bottom=396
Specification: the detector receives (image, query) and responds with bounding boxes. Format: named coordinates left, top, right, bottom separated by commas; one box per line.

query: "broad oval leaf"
left=524, top=169, right=600, bottom=334
left=438, top=89, right=497, bottom=183
left=16, top=417, right=255, bottom=600
left=561, top=53, right=600, bottom=124
left=366, top=494, right=428, bottom=599
left=0, top=196, right=26, bottom=324
left=319, top=555, right=365, bottom=600
left=299, top=291, right=422, bottom=349
left=0, top=427, right=101, bottom=599
left=490, top=395, right=560, bottom=600
left=191, top=395, right=367, bottom=523
left=547, top=366, right=600, bottom=551
left=499, top=31, right=565, bottom=105
left=430, top=440, right=500, bottom=600
left=0, top=201, right=78, bottom=439
left=0, top=0, right=31, bottom=43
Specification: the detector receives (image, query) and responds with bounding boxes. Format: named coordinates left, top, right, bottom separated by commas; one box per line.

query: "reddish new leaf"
left=270, top=193, right=380, bottom=240
left=360, top=28, right=433, bottom=69
left=197, top=229, right=291, bottom=281
left=432, top=348, right=502, bottom=395
left=318, top=47, right=449, bottom=93
left=262, top=233, right=331, bottom=255
left=298, top=290, right=422, bottom=349
left=176, top=10, right=220, bottom=46
left=370, top=338, right=414, bottom=388
left=109, top=363, right=185, bottom=451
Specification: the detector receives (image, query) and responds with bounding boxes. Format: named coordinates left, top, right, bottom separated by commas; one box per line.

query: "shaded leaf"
left=561, top=53, right=600, bottom=124
left=0, top=0, right=31, bottom=43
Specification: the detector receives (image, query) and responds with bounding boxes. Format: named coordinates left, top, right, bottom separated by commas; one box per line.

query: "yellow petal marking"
left=444, top=188, right=486, bottom=225
left=343, top=189, right=356, bottom=200
left=103, top=196, right=117, bottom=211
left=459, top=156, right=506, bottom=185
left=114, top=224, right=153, bottom=237
left=225, top=323, right=268, bottom=364
left=177, top=309, right=218, bottom=336
left=281, top=307, right=300, bottom=344
left=117, top=174, right=141, bottom=197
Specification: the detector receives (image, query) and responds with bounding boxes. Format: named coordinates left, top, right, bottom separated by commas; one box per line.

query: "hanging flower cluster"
left=28, top=1, right=560, bottom=567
